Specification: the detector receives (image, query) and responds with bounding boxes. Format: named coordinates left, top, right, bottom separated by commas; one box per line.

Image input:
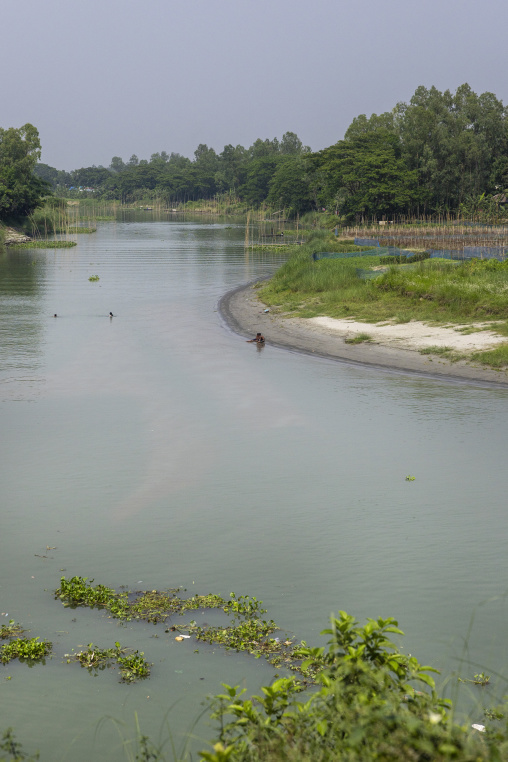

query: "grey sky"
left=2, top=0, right=507, bottom=171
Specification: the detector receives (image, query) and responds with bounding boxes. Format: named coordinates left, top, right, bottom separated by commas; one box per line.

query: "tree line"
left=3, top=83, right=508, bottom=224
left=35, top=130, right=312, bottom=212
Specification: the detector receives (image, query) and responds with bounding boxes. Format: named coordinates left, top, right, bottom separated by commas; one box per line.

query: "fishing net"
left=430, top=246, right=508, bottom=260
left=354, top=237, right=380, bottom=246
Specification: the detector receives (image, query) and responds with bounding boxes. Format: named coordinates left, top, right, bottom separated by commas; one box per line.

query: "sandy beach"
left=219, top=281, right=508, bottom=387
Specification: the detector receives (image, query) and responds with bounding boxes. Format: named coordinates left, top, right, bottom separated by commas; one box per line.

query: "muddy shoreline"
left=218, top=280, right=508, bottom=388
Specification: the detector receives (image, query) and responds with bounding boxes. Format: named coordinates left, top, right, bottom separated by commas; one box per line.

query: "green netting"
left=313, top=247, right=416, bottom=261
left=313, top=248, right=387, bottom=260
left=430, top=246, right=508, bottom=260
left=354, top=237, right=380, bottom=246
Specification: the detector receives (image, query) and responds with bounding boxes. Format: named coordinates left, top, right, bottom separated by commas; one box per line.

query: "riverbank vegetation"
left=257, top=228, right=508, bottom=368
left=6, top=576, right=508, bottom=760
left=9, top=240, right=77, bottom=249
left=0, top=124, right=48, bottom=223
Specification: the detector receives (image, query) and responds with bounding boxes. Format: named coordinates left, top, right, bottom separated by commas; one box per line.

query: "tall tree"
left=109, top=156, right=126, bottom=173
left=279, top=131, right=308, bottom=155
left=193, top=144, right=218, bottom=197
left=267, top=156, right=314, bottom=214
left=315, top=130, right=418, bottom=221
left=0, top=124, right=48, bottom=220
left=240, top=156, right=282, bottom=205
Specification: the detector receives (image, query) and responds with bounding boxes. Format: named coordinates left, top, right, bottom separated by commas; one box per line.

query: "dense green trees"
left=28, top=84, right=508, bottom=219
left=326, top=84, right=508, bottom=219
left=267, top=156, right=314, bottom=214
left=315, top=131, right=418, bottom=220
left=0, top=124, right=49, bottom=220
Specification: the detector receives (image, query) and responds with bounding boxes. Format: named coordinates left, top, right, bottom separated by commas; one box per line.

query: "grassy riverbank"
left=258, top=232, right=508, bottom=368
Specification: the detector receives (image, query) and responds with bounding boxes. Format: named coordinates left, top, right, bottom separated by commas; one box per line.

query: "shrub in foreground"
left=201, top=612, right=506, bottom=762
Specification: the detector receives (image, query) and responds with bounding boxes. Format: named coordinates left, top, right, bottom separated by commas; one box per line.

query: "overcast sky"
left=2, top=0, right=507, bottom=171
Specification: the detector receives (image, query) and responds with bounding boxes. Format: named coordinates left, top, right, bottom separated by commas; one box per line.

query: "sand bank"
left=219, top=281, right=508, bottom=387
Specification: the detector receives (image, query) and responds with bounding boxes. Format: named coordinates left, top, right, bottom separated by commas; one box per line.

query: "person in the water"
left=247, top=332, right=265, bottom=344
left=109, top=312, right=114, bottom=317
left=53, top=314, right=57, bottom=317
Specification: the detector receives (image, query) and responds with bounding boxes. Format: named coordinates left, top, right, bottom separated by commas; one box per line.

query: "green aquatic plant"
left=226, top=593, right=267, bottom=620
left=0, top=637, right=52, bottom=664
left=128, top=589, right=228, bottom=623
left=66, top=641, right=151, bottom=683
left=117, top=651, right=151, bottom=683
left=0, top=621, right=24, bottom=640
left=55, top=575, right=130, bottom=617
left=10, top=240, right=77, bottom=248
left=88, top=274, right=100, bottom=281
left=405, top=475, right=416, bottom=481
left=459, top=671, right=491, bottom=686
left=61, top=227, right=96, bottom=234
left=0, top=728, right=40, bottom=761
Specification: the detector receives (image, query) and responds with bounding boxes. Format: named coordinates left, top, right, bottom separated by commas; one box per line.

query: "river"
left=1, top=215, right=508, bottom=760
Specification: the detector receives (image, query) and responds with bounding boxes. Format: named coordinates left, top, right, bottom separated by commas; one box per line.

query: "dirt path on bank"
left=218, top=281, right=508, bottom=387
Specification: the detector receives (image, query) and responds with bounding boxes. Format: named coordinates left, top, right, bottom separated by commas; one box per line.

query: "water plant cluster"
left=1, top=728, right=40, bottom=762
left=54, top=577, right=307, bottom=674
left=8, top=240, right=77, bottom=249
left=66, top=642, right=150, bottom=683
left=0, top=620, right=52, bottom=666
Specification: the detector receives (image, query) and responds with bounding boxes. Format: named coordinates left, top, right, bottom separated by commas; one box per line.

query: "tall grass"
left=260, top=237, right=508, bottom=334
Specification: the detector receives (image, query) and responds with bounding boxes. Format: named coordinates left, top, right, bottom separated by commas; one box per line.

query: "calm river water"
left=1, top=216, right=508, bottom=760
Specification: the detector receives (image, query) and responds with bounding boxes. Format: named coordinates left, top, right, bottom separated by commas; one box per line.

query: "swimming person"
left=246, top=332, right=265, bottom=344
left=109, top=312, right=114, bottom=317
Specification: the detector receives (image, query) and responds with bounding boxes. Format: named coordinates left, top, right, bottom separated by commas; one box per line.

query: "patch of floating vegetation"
left=10, top=240, right=77, bottom=248
left=54, top=577, right=321, bottom=682
left=0, top=619, right=52, bottom=665
left=0, top=621, right=25, bottom=640
left=56, top=227, right=96, bottom=234
left=65, top=641, right=151, bottom=683
left=0, top=636, right=52, bottom=665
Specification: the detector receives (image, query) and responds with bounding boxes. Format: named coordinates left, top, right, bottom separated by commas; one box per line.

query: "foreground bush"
left=201, top=612, right=506, bottom=762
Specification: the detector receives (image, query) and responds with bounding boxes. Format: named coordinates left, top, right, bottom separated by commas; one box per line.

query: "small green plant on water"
left=55, top=576, right=130, bottom=617
left=117, top=651, right=151, bottom=683
left=0, top=621, right=24, bottom=639
left=459, top=671, right=491, bottom=686
left=405, top=475, right=416, bottom=481
left=0, top=637, right=52, bottom=665
left=88, top=274, right=100, bottom=282
left=226, top=593, right=267, bottom=620
left=66, top=641, right=151, bottom=683
left=0, top=728, right=39, bottom=761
